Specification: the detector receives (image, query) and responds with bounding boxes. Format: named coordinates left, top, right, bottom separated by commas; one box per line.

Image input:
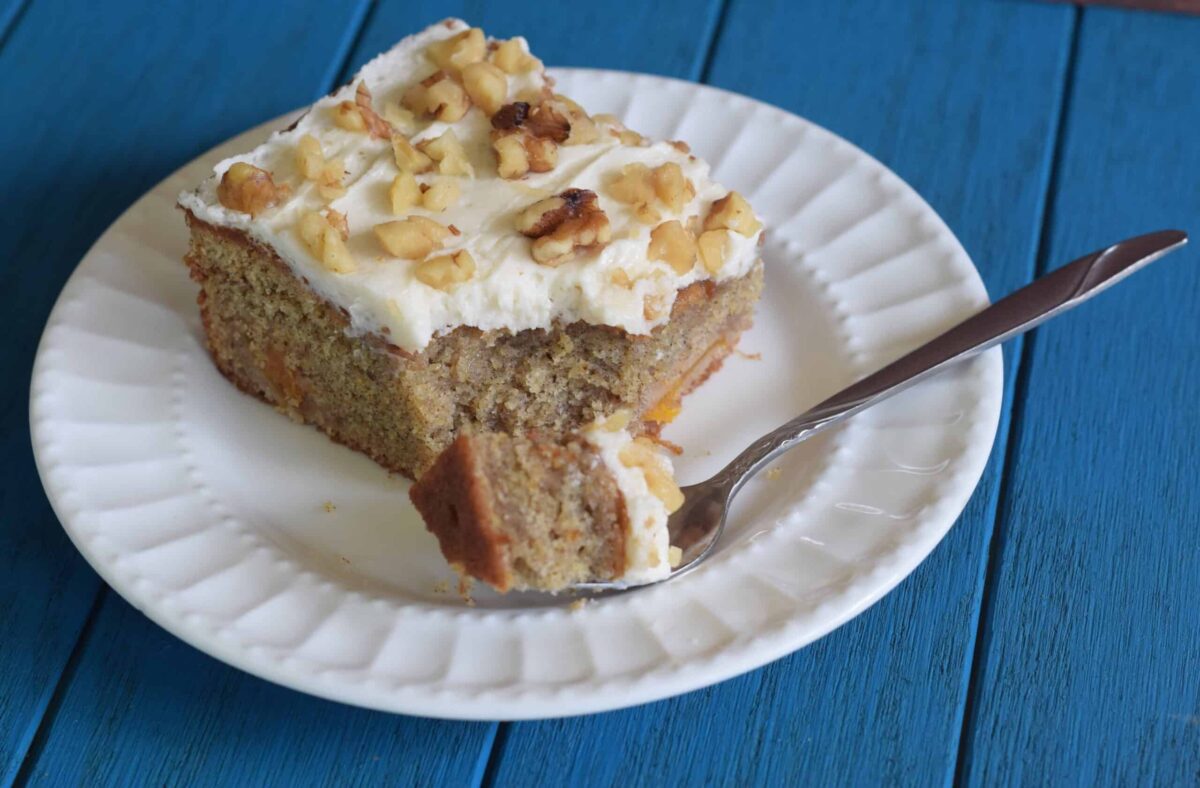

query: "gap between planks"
left=950, top=6, right=1083, bottom=785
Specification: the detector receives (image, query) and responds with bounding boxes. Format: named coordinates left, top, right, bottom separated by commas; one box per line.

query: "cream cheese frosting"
left=179, top=19, right=763, bottom=354
left=581, top=421, right=678, bottom=586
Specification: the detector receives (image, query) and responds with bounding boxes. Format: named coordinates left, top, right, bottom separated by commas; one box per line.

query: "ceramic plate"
left=30, top=70, right=1001, bottom=719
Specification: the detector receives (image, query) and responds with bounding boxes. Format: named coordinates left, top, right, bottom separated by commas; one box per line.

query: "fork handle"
left=713, top=229, right=1188, bottom=493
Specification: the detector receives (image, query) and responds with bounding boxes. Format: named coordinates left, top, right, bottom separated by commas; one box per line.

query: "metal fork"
left=578, top=229, right=1187, bottom=592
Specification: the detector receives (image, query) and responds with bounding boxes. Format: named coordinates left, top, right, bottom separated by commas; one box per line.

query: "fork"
left=579, top=229, right=1187, bottom=592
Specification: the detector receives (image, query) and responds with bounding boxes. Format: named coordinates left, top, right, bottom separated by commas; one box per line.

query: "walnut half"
left=217, top=162, right=287, bottom=216
left=515, top=189, right=611, bottom=266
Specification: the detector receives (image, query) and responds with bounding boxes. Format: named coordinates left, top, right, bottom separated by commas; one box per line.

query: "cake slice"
left=178, top=19, right=764, bottom=482
left=410, top=415, right=683, bottom=592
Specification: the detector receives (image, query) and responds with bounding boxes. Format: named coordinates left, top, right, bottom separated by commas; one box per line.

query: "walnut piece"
left=488, top=101, right=569, bottom=178
left=492, top=133, right=529, bottom=179
left=515, top=188, right=598, bottom=237
left=490, top=38, right=539, bottom=74
left=402, top=70, right=471, bottom=123
left=650, top=162, right=695, bottom=213
left=516, top=189, right=611, bottom=266
left=696, top=229, right=731, bottom=275
left=648, top=220, right=697, bottom=274
left=295, top=135, right=324, bottom=179
left=382, top=101, right=416, bottom=133
left=422, top=178, right=460, bottom=212
left=296, top=210, right=355, bottom=273
left=526, top=103, right=571, bottom=142
left=618, top=438, right=684, bottom=512
left=389, top=171, right=420, bottom=214
left=414, top=249, right=475, bottom=290
left=331, top=101, right=367, bottom=132
left=392, top=135, right=433, bottom=173
left=374, top=216, right=451, bottom=259
left=549, top=95, right=598, bottom=145
left=353, top=82, right=393, bottom=139
left=427, top=28, right=487, bottom=75
left=703, top=191, right=761, bottom=237
left=217, top=162, right=287, bottom=216
left=461, top=61, right=507, bottom=116
left=417, top=130, right=473, bottom=176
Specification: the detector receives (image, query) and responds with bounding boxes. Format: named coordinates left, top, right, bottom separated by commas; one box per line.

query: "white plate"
left=30, top=70, right=1001, bottom=720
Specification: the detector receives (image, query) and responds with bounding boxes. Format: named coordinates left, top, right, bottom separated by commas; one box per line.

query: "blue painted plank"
left=15, top=1, right=726, bottom=784
left=19, top=594, right=494, bottom=786
left=959, top=8, right=1200, bottom=784
left=344, top=0, right=727, bottom=80
left=489, top=0, right=1075, bottom=784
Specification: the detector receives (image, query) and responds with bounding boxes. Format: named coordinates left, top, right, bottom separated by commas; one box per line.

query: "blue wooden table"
left=4, top=1, right=1199, bottom=784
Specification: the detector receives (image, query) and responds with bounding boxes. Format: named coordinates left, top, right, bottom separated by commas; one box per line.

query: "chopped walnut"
left=353, top=82, right=393, bottom=139
left=374, top=216, right=451, bottom=259
left=697, top=229, right=731, bottom=275
left=461, top=61, right=507, bottom=116
left=414, top=249, right=475, bottom=290
left=515, top=188, right=598, bottom=236
left=650, top=162, right=695, bottom=213
left=526, top=103, right=571, bottom=142
left=422, top=178, right=460, bottom=212
left=492, top=133, right=530, bottom=179
left=523, top=134, right=558, bottom=172
left=417, top=130, right=473, bottom=176
left=618, top=437, right=684, bottom=512
left=392, top=135, right=433, bottom=173
left=703, top=191, right=761, bottom=237
left=296, top=210, right=355, bottom=273
left=295, top=135, right=324, bottom=179
left=648, top=220, right=697, bottom=274
left=515, top=189, right=611, bottom=266
left=491, top=101, right=530, bottom=130
left=490, top=38, right=540, bottom=74
left=488, top=101, right=568, bottom=178
left=608, top=163, right=656, bottom=206
left=608, top=162, right=695, bottom=218
left=293, top=135, right=345, bottom=201
left=669, top=140, right=691, bottom=154
left=331, top=101, right=367, bottom=132
left=668, top=545, right=683, bottom=568
left=549, top=94, right=598, bottom=145
left=324, top=208, right=349, bottom=239
left=402, top=70, right=471, bottom=123
left=217, top=162, right=287, bottom=216
left=382, top=101, right=416, bottom=134
left=389, top=171, right=420, bottom=214
left=427, top=27, right=487, bottom=75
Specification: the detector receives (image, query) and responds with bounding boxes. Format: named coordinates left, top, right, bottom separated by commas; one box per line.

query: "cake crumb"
left=735, top=349, right=762, bottom=361
left=568, top=598, right=587, bottom=612
left=432, top=580, right=450, bottom=594
left=765, top=467, right=782, bottom=481
left=322, top=501, right=336, bottom=512
left=458, top=575, right=475, bottom=605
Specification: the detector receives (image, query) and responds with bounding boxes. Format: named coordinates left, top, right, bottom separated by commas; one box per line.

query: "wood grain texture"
left=959, top=8, right=1200, bottom=784
left=18, top=594, right=494, bottom=786
left=343, top=0, right=727, bottom=79
left=488, top=1, right=1075, bottom=784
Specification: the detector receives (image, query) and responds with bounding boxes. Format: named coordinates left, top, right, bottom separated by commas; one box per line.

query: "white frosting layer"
left=582, top=425, right=674, bottom=586
left=180, top=19, right=762, bottom=354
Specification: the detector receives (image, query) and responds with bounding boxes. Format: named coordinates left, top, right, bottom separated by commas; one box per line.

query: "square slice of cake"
left=178, top=20, right=763, bottom=590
